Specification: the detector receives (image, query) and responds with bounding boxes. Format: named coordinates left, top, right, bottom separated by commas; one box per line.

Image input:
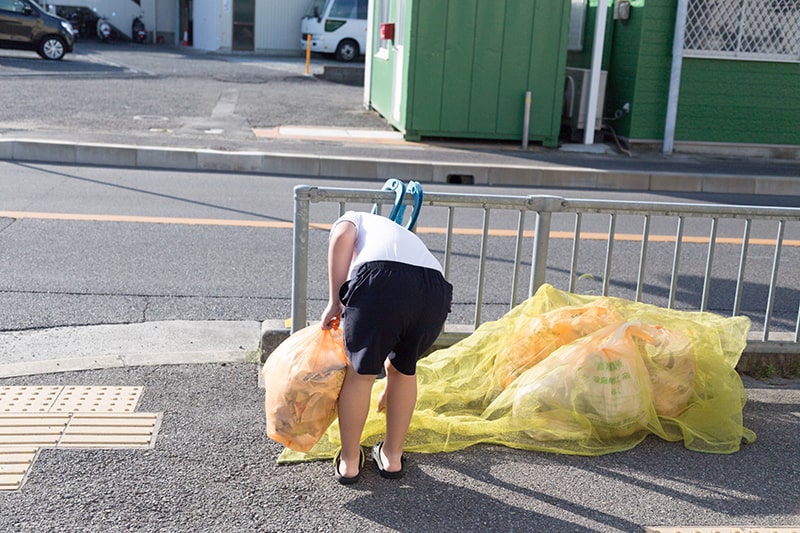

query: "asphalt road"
left=3, top=162, right=800, bottom=334
left=0, top=40, right=385, bottom=151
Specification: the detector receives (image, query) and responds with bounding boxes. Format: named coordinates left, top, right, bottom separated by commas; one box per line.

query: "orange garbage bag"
left=261, top=325, right=348, bottom=452
left=639, top=324, right=696, bottom=418
left=503, top=322, right=691, bottom=444
left=493, top=298, right=623, bottom=389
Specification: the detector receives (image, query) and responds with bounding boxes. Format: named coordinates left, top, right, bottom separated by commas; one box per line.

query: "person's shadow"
left=342, top=448, right=638, bottom=532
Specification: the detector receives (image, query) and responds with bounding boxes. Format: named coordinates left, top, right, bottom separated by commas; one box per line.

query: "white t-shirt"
left=332, top=211, right=443, bottom=279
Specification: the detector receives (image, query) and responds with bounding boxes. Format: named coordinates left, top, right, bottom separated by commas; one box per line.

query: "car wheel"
left=39, top=36, right=66, bottom=60
left=335, top=39, right=358, bottom=62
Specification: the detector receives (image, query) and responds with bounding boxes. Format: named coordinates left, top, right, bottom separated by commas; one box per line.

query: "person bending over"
left=320, top=211, right=452, bottom=484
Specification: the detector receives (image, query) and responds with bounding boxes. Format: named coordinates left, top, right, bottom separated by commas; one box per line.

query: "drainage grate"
left=0, top=386, right=160, bottom=491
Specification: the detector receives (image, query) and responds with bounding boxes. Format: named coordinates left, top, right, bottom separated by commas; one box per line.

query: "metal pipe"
left=530, top=211, right=552, bottom=296
left=291, top=185, right=311, bottom=333
left=305, top=34, right=312, bottom=76
left=602, top=214, right=616, bottom=297
left=636, top=215, right=651, bottom=302
left=668, top=216, right=685, bottom=309
left=473, top=208, right=491, bottom=328
left=569, top=213, right=582, bottom=293
left=700, top=218, right=718, bottom=312
left=442, top=206, right=455, bottom=281
left=664, top=0, right=689, bottom=153
left=511, top=210, right=526, bottom=308
left=762, top=220, right=785, bottom=341
left=522, top=91, right=531, bottom=150
left=733, top=220, right=751, bottom=316
left=584, top=0, right=609, bottom=145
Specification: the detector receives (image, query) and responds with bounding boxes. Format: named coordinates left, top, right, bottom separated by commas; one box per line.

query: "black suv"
left=0, top=0, right=74, bottom=60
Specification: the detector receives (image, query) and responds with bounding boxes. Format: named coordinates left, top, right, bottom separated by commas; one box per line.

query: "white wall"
left=255, top=0, right=307, bottom=53
left=193, top=0, right=221, bottom=50
left=187, top=0, right=305, bottom=52
left=140, top=0, right=175, bottom=43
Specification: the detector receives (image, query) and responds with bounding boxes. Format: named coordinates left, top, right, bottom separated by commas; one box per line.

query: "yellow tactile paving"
left=0, top=447, right=37, bottom=491
left=0, top=386, right=160, bottom=491
left=60, top=413, right=160, bottom=448
left=0, top=414, right=69, bottom=448
left=50, top=386, right=143, bottom=413
left=0, top=386, right=62, bottom=412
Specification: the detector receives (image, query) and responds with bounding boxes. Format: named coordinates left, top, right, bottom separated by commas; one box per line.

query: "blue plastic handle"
left=404, top=181, right=424, bottom=232
left=371, top=178, right=406, bottom=222
left=371, top=178, right=423, bottom=232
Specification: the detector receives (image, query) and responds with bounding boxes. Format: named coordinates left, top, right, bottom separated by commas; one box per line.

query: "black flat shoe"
left=334, top=448, right=365, bottom=485
left=372, top=441, right=405, bottom=479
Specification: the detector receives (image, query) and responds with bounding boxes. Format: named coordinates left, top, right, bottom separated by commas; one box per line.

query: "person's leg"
left=376, top=358, right=391, bottom=413
left=379, top=360, right=417, bottom=473
left=336, top=365, right=376, bottom=478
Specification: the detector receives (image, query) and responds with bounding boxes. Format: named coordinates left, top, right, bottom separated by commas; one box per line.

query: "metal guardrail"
left=292, top=185, right=800, bottom=354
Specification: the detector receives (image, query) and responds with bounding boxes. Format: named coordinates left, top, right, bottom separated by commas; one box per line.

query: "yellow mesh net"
left=276, top=284, right=755, bottom=463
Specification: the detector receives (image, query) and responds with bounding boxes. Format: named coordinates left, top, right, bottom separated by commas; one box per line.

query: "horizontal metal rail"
left=293, top=185, right=800, bottom=354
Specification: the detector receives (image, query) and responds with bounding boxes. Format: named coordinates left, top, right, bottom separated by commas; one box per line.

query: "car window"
left=329, top=0, right=356, bottom=19
left=0, top=0, right=28, bottom=13
left=355, top=0, right=367, bottom=19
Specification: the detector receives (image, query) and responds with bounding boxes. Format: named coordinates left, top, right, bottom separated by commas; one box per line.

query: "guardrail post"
left=291, top=185, right=312, bottom=334
left=527, top=196, right=564, bottom=296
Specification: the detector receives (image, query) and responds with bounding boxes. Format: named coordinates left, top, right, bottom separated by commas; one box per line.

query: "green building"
left=367, top=0, right=800, bottom=156
left=576, top=0, right=800, bottom=155
left=366, top=0, right=572, bottom=147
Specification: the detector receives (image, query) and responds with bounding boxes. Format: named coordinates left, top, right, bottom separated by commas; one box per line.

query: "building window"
left=685, top=0, right=800, bottom=62
left=394, top=0, right=405, bottom=47
left=376, top=0, right=390, bottom=53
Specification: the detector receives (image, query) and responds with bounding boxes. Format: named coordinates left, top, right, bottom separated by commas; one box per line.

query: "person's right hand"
left=320, top=301, right=342, bottom=330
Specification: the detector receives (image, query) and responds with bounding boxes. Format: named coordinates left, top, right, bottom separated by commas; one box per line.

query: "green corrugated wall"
left=678, top=59, right=800, bottom=145
left=402, top=0, right=571, bottom=146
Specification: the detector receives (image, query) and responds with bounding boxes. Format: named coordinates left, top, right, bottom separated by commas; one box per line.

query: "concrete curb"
left=0, top=350, right=252, bottom=378
left=2, top=138, right=800, bottom=196
left=0, top=319, right=794, bottom=379
left=0, top=320, right=262, bottom=378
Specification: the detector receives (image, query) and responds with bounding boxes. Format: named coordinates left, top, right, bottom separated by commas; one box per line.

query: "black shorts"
left=339, top=261, right=453, bottom=376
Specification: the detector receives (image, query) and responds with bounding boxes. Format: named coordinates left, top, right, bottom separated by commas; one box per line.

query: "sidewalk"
left=3, top=124, right=800, bottom=197
left=1, top=321, right=798, bottom=533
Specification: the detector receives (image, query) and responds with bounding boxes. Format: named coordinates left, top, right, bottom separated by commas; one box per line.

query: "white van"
left=300, top=0, right=367, bottom=62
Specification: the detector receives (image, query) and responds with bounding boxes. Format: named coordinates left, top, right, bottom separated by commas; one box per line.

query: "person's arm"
left=320, top=220, right=357, bottom=330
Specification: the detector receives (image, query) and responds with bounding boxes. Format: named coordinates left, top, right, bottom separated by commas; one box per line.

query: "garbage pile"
left=276, top=284, right=756, bottom=463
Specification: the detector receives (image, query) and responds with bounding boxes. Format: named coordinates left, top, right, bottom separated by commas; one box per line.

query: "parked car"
left=0, top=0, right=75, bottom=60
left=301, top=0, right=367, bottom=62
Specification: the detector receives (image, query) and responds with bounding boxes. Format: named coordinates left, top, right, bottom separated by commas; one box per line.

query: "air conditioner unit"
left=562, top=67, right=607, bottom=131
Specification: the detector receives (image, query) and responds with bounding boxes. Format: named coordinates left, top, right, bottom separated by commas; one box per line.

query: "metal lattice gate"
left=685, top=0, right=800, bottom=61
